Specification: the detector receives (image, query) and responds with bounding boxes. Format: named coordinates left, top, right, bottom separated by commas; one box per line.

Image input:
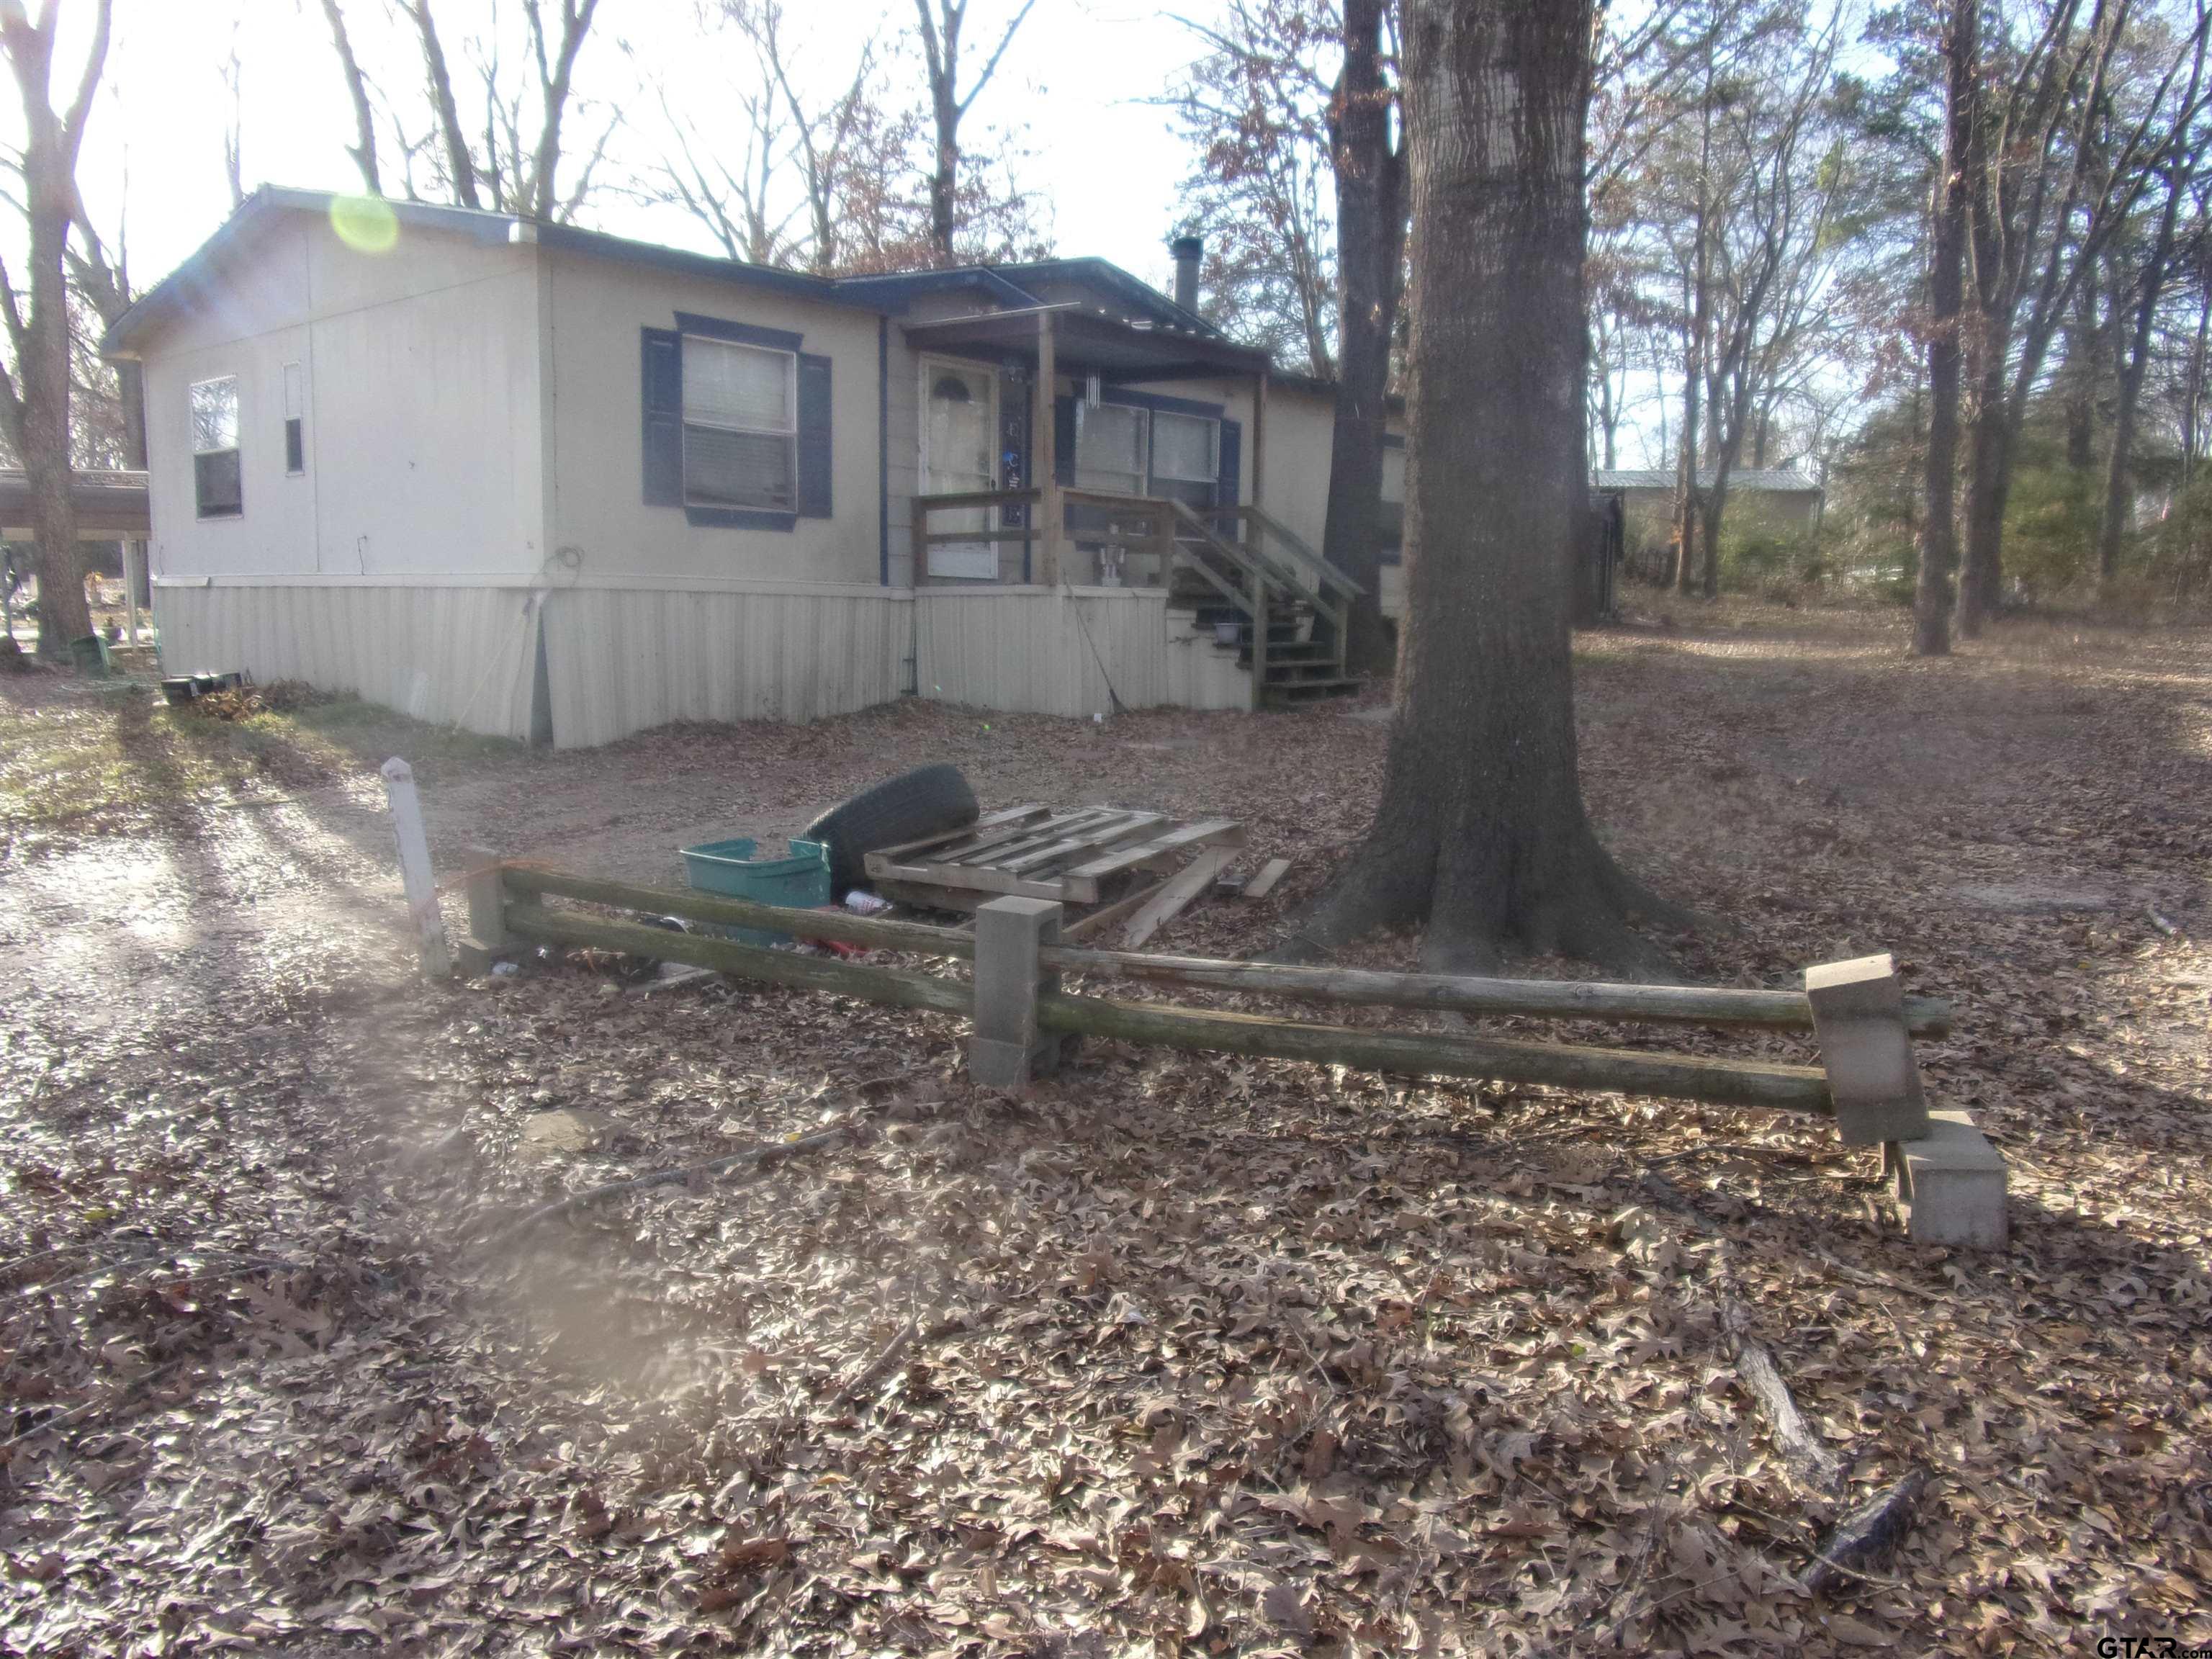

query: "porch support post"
left=1035, top=310, right=1062, bottom=587
left=1251, top=368, right=1268, bottom=518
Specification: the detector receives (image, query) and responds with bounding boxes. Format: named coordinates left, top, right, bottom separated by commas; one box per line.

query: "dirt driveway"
left=1, top=601, right=2207, bottom=1655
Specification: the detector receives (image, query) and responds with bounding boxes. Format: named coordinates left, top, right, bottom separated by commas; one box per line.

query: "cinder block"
left=970, top=896, right=1065, bottom=1092
left=1806, top=953, right=1933, bottom=1146
left=1891, top=1107, right=2009, bottom=1249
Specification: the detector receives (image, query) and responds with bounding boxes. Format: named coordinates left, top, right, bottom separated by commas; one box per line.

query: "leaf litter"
left=0, top=599, right=2207, bottom=1654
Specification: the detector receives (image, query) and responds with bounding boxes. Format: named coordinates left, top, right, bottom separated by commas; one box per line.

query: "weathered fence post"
left=381, top=757, right=451, bottom=979
left=1807, top=952, right=2006, bottom=1249
left=971, top=896, right=1066, bottom=1092
left=1804, top=954, right=1931, bottom=1146
left=456, top=845, right=508, bottom=976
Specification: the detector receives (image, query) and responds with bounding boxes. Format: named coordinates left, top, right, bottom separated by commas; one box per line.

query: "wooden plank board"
left=1069, top=818, right=1245, bottom=883
left=914, top=804, right=1090, bottom=865
left=875, top=878, right=989, bottom=913
left=1061, top=874, right=1173, bottom=941
left=870, top=856, right=1097, bottom=904
left=1241, top=857, right=1291, bottom=899
left=929, top=806, right=1119, bottom=871
left=865, top=808, right=1089, bottom=881
left=1122, top=845, right=1238, bottom=949
left=997, top=811, right=1166, bottom=875
left=870, top=803, right=1046, bottom=863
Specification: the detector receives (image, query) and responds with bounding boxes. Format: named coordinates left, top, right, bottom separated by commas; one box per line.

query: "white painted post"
left=382, top=757, right=451, bottom=979
left=970, top=896, right=1066, bottom=1092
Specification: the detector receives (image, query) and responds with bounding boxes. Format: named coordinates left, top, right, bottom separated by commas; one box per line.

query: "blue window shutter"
left=797, top=352, right=832, bottom=518
left=641, top=328, right=683, bottom=506
left=1053, top=396, right=1076, bottom=486
left=1216, top=418, right=1243, bottom=508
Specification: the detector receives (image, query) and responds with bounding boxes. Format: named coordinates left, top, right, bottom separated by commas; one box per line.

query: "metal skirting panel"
left=152, top=582, right=539, bottom=739
left=914, top=590, right=1250, bottom=717
left=540, top=586, right=908, bottom=748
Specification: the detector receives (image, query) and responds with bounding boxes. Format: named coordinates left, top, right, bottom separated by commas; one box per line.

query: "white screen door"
left=921, top=360, right=999, bottom=579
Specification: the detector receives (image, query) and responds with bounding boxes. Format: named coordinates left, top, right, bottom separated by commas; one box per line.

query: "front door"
left=921, top=359, right=999, bottom=579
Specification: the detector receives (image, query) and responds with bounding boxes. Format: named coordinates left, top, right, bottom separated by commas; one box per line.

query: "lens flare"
left=329, top=194, right=399, bottom=254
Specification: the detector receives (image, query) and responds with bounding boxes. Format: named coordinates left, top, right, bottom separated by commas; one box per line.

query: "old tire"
left=803, top=764, right=978, bottom=898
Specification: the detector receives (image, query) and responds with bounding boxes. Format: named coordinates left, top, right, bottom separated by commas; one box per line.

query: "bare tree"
left=2099, top=1, right=2211, bottom=592
left=319, top=0, right=611, bottom=220
left=1692, top=7, right=1851, bottom=590
left=1169, top=4, right=1342, bottom=376
left=1954, top=0, right=2204, bottom=632
left=63, top=203, right=139, bottom=472
left=221, top=23, right=245, bottom=210
left=1290, top=0, right=1689, bottom=974
left=1318, top=0, right=1406, bottom=679
left=1915, top=0, right=1976, bottom=655
left=320, top=0, right=384, bottom=195
left=0, top=0, right=113, bottom=659
left=910, top=0, right=1035, bottom=264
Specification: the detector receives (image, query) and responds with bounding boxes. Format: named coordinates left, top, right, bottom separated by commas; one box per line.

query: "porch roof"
left=902, top=304, right=1271, bottom=385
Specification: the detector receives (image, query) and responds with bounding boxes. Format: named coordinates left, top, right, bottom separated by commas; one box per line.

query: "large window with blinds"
left=682, top=335, right=797, bottom=511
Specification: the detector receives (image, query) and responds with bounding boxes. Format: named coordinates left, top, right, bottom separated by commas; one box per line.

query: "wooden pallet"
left=863, top=803, right=1246, bottom=938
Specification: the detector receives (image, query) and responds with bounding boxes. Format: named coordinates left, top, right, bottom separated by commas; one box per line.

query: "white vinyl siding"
left=683, top=336, right=796, bottom=511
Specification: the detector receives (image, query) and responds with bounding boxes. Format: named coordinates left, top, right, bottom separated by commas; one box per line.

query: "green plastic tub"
left=680, top=837, right=831, bottom=947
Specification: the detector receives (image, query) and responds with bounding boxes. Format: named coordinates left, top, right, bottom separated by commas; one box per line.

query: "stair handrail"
left=1233, top=504, right=1366, bottom=601
left=1169, top=499, right=1310, bottom=600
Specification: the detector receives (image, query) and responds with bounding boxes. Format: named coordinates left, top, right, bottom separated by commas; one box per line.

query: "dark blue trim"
left=685, top=505, right=797, bottom=531
left=877, top=317, right=890, bottom=586
left=677, top=311, right=804, bottom=353
left=1378, top=549, right=1403, bottom=565
left=1382, top=432, right=1406, bottom=450
left=1099, top=386, right=1225, bottom=419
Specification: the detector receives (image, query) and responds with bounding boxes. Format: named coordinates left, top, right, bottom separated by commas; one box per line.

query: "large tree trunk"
left=1915, top=0, right=1975, bottom=657
left=1319, top=0, right=1406, bottom=680
left=1, top=1, right=107, bottom=658
left=1290, top=0, right=1683, bottom=978
left=1958, top=337, right=2010, bottom=637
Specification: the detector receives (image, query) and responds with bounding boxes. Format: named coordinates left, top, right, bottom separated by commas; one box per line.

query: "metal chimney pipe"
left=1170, top=234, right=1202, bottom=313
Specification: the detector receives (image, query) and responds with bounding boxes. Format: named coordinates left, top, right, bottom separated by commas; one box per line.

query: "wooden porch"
left=911, top=488, right=1364, bottom=708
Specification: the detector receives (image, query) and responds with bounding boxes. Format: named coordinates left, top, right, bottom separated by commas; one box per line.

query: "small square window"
left=191, top=376, right=242, bottom=518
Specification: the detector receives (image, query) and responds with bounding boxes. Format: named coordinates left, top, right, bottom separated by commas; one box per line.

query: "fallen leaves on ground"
left=0, top=598, right=2207, bottom=1655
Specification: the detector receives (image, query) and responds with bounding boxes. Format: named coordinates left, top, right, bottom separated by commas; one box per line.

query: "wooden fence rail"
left=493, top=863, right=1950, bottom=1035
left=463, top=855, right=2005, bottom=1247
left=497, top=888, right=1833, bottom=1114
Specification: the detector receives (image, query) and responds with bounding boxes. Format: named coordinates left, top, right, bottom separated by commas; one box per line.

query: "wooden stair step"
left=1262, top=677, right=1361, bottom=702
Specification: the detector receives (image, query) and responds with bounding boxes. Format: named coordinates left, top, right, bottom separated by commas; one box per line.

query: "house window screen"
left=1150, top=410, right=1218, bottom=509
left=1074, top=402, right=1146, bottom=496
left=191, top=376, right=242, bottom=518
left=683, top=336, right=796, bottom=510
